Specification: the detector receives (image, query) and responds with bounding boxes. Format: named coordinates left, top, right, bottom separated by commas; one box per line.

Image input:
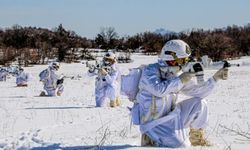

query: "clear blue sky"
left=0, top=0, right=249, bottom=39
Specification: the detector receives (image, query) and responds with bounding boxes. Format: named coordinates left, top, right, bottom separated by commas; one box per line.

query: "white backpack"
left=121, top=65, right=145, bottom=125
left=39, top=68, right=50, bottom=83
left=120, top=66, right=144, bottom=102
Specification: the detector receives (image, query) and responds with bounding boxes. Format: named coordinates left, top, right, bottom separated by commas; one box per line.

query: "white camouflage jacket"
left=136, top=61, right=217, bottom=124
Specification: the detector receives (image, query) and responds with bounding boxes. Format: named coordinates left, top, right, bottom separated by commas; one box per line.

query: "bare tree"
left=95, top=27, right=118, bottom=49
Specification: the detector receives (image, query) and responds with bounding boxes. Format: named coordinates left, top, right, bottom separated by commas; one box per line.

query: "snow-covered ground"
left=1, top=54, right=250, bottom=150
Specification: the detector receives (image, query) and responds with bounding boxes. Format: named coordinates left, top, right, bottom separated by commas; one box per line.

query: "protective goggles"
left=104, top=57, right=113, bottom=61
left=52, top=65, right=59, bottom=70
left=166, top=57, right=189, bottom=66
left=164, top=51, right=189, bottom=66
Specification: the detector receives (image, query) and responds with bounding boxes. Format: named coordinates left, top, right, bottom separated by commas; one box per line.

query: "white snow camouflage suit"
left=16, top=70, right=32, bottom=86
left=132, top=60, right=217, bottom=147
left=39, top=66, right=64, bottom=96
left=0, top=69, right=8, bottom=81
left=88, top=63, right=120, bottom=107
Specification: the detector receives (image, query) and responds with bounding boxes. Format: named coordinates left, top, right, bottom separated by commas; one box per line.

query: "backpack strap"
left=142, top=95, right=163, bottom=123
left=141, top=66, right=169, bottom=123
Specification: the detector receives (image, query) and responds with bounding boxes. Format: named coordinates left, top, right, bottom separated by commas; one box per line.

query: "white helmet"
left=159, top=39, right=191, bottom=61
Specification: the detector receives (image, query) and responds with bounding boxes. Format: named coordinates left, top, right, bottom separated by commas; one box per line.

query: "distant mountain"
left=245, top=23, right=250, bottom=28
left=154, top=28, right=175, bottom=35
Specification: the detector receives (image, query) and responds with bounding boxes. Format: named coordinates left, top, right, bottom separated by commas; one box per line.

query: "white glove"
left=179, top=72, right=195, bottom=84
left=99, top=68, right=108, bottom=76
left=213, top=68, right=228, bottom=81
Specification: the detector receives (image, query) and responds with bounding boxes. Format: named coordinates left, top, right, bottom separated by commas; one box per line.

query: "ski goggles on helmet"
left=164, top=51, right=189, bottom=66
left=166, top=57, right=189, bottom=66
left=103, top=57, right=115, bottom=65
left=52, top=64, right=59, bottom=70
left=103, top=57, right=114, bottom=61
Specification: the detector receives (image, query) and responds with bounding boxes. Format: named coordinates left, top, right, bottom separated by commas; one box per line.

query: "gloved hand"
left=56, top=78, right=64, bottom=85
left=213, top=68, right=228, bottom=81
left=99, top=68, right=108, bottom=76
left=182, top=62, right=204, bottom=73
left=179, top=72, right=195, bottom=84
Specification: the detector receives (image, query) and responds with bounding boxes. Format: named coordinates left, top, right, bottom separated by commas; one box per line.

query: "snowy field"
left=1, top=54, right=250, bottom=150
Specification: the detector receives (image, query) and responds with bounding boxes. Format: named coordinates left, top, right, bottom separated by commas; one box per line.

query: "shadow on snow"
left=30, top=144, right=138, bottom=150
left=25, top=106, right=83, bottom=110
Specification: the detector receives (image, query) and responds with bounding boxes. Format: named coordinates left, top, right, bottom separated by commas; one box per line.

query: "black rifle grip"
left=223, top=61, right=231, bottom=68
left=193, top=63, right=203, bottom=72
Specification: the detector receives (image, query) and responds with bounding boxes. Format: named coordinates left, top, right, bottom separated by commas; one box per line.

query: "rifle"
left=56, top=75, right=65, bottom=85
left=182, top=60, right=231, bottom=83
left=87, top=61, right=112, bottom=74
left=56, top=75, right=83, bottom=85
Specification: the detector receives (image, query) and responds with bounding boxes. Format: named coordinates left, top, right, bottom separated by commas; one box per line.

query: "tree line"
left=0, top=23, right=250, bottom=65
